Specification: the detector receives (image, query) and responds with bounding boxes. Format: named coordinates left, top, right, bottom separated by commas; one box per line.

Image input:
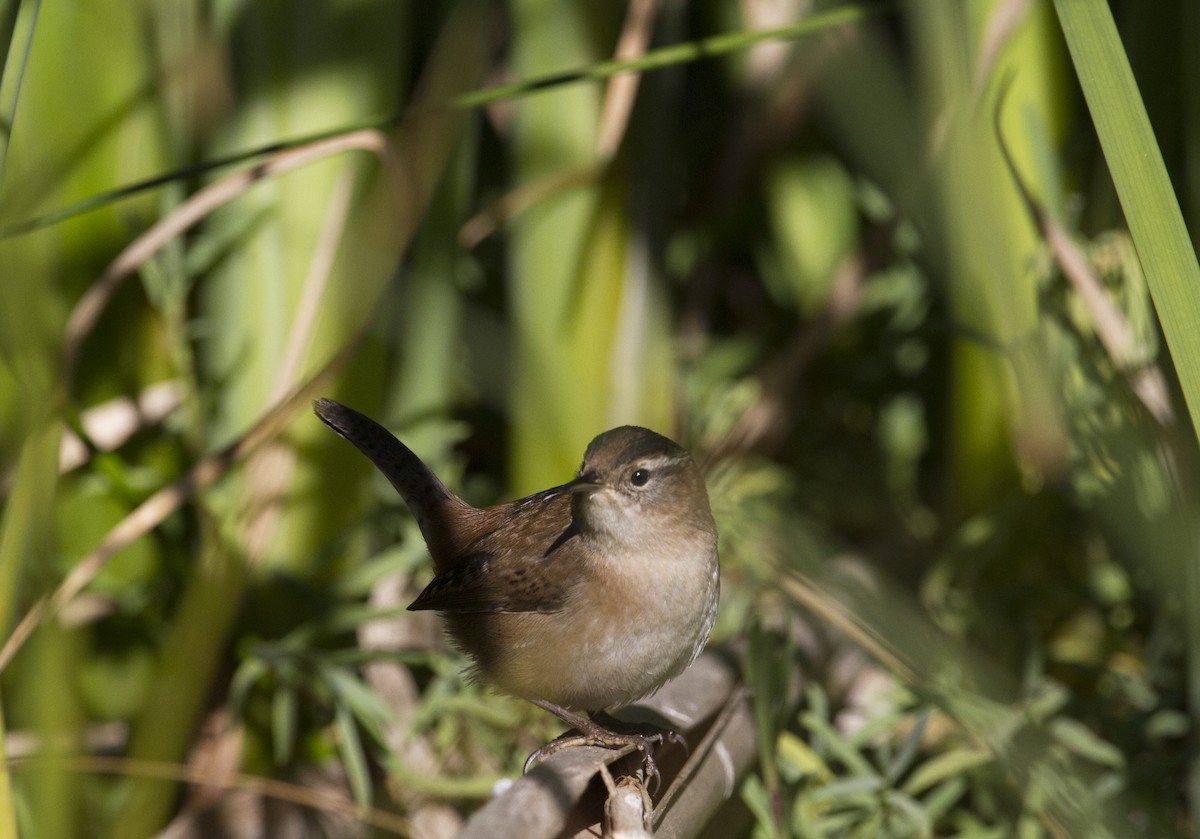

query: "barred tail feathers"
left=313, top=398, right=468, bottom=566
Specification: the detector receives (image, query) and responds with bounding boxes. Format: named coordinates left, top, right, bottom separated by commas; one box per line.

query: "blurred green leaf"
left=800, top=711, right=878, bottom=779
left=764, top=155, right=859, bottom=315
left=323, top=665, right=394, bottom=748
left=746, top=620, right=793, bottom=794
left=883, top=788, right=932, bottom=837
left=739, top=773, right=780, bottom=839
left=804, top=774, right=883, bottom=801
left=3, top=1, right=1197, bottom=834
left=271, top=684, right=297, bottom=765
left=1048, top=717, right=1125, bottom=770
left=920, top=776, right=968, bottom=825
left=334, top=700, right=371, bottom=808
left=885, top=710, right=929, bottom=785
left=902, top=748, right=992, bottom=797
left=777, top=730, right=832, bottom=783
left=1053, top=0, right=1200, bottom=439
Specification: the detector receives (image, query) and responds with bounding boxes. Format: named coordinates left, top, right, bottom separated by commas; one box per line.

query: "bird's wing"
left=408, top=486, right=581, bottom=614
left=406, top=550, right=570, bottom=613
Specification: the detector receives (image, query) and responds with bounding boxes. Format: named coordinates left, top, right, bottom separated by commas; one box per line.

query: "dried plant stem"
left=0, top=345, right=352, bottom=674
left=8, top=754, right=411, bottom=837
left=60, top=129, right=395, bottom=389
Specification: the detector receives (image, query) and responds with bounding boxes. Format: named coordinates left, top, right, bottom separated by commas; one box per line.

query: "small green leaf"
left=228, top=658, right=269, bottom=716
left=902, top=748, right=993, bottom=796
left=1023, top=679, right=1070, bottom=723
left=920, top=776, right=968, bottom=823
left=1048, top=718, right=1125, bottom=769
left=884, top=710, right=928, bottom=784
left=323, top=665, right=395, bottom=745
left=746, top=619, right=792, bottom=790
left=334, top=701, right=372, bottom=807
left=804, top=774, right=883, bottom=801
left=1145, top=709, right=1190, bottom=741
left=800, top=711, right=877, bottom=778
left=272, top=687, right=297, bottom=765
left=883, top=788, right=932, bottom=837
left=777, top=730, right=832, bottom=783
left=764, top=154, right=859, bottom=315
left=739, top=773, right=778, bottom=837
left=1053, top=0, right=1200, bottom=440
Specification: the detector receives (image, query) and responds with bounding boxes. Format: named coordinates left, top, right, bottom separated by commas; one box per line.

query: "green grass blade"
left=0, top=0, right=39, bottom=192
left=1052, top=0, right=1200, bottom=438
left=0, top=704, right=14, bottom=839
left=334, top=701, right=372, bottom=808
left=106, top=537, right=249, bottom=839
left=1052, top=5, right=1200, bottom=829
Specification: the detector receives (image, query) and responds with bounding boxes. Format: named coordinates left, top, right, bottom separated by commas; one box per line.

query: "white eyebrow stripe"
left=638, top=454, right=680, bottom=470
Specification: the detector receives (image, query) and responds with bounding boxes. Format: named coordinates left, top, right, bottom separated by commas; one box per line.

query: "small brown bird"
left=313, top=398, right=719, bottom=775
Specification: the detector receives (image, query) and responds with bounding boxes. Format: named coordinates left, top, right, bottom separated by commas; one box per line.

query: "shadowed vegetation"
left=0, top=0, right=1198, bottom=836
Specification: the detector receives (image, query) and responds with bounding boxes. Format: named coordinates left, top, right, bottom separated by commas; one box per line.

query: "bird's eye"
left=630, top=468, right=651, bottom=487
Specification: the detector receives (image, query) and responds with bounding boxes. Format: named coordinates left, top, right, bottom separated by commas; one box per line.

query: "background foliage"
left=1, top=0, right=1198, bottom=836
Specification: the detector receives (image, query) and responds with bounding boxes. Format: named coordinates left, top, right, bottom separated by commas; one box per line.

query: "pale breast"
left=471, top=531, right=719, bottom=711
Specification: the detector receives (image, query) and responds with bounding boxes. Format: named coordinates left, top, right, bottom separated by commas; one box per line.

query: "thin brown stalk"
left=602, top=768, right=652, bottom=838
left=775, top=568, right=918, bottom=687
left=4, top=128, right=400, bottom=677
left=60, top=129, right=395, bottom=388
left=700, top=227, right=877, bottom=466
left=458, top=163, right=603, bottom=249
left=243, top=166, right=358, bottom=564
left=973, top=0, right=1032, bottom=104
left=0, top=343, right=354, bottom=674
left=597, top=0, right=657, bottom=160
left=275, top=169, right=358, bottom=401
left=7, top=754, right=411, bottom=837
left=992, top=77, right=1173, bottom=425
left=651, top=684, right=752, bottom=833
left=461, top=651, right=749, bottom=839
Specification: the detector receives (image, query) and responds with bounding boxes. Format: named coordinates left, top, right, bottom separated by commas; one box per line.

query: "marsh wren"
left=313, top=398, right=719, bottom=777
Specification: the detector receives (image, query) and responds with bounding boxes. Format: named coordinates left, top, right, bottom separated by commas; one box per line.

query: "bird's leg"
left=523, top=699, right=686, bottom=790
left=590, top=710, right=689, bottom=756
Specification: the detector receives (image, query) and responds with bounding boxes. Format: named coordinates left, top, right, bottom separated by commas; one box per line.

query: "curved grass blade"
left=1051, top=0, right=1200, bottom=438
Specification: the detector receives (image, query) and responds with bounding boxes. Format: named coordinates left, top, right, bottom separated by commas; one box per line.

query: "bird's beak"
left=566, top=472, right=600, bottom=494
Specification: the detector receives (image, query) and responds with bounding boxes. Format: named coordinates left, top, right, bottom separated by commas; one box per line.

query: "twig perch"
left=458, top=648, right=756, bottom=839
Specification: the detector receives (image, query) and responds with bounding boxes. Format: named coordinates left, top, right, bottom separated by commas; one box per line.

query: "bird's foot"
left=523, top=704, right=686, bottom=793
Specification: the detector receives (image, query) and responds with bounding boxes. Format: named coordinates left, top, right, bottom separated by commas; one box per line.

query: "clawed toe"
left=522, top=724, right=685, bottom=794
left=664, top=729, right=688, bottom=754
left=523, top=700, right=688, bottom=792
left=523, top=732, right=591, bottom=773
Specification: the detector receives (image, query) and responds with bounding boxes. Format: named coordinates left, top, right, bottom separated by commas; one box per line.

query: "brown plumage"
left=314, top=398, right=720, bottom=771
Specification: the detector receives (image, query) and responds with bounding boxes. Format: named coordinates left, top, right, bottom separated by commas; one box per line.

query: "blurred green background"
left=1, top=0, right=1198, bottom=836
